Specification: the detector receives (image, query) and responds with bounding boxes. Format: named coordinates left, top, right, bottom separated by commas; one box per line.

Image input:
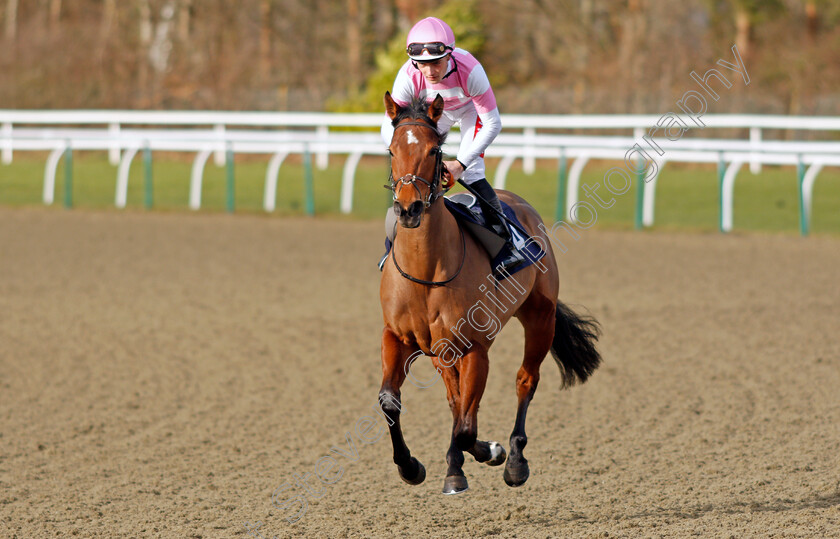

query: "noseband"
left=385, top=120, right=446, bottom=209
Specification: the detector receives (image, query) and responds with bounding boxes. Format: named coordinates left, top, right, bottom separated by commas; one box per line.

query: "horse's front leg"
left=441, top=346, right=491, bottom=494
left=436, top=353, right=505, bottom=496
left=379, top=327, right=425, bottom=485
left=435, top=356, right=467, bottom=494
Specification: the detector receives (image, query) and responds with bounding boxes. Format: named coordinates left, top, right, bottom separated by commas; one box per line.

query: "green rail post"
left=634, top=154, right=644, bottom=230
left=717, top=151, right=725, bottom=232
left=143, top=144, right=153, bottom=209
left=797, top=154, right=808, bottom=237
left=303, top=144, right=315, bottom=216
left=555, top=147, right=567, bottom=222
left=226, top=144, right=235, bottom=213
left=63, top=144, right=73, bottom=209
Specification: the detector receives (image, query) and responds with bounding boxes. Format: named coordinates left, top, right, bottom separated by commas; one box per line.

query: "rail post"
left=316, top=125, right=329, bottom=170
left=634, top=154, right=644, bottom=230
left=554, top=147, right=567, bottom=223
left=213, top=124, right=226, bottom=166
left=749, top=126, right=762, bottom=174
left=303, top=144, right=315, bottom=216
left=108, top=122, right=121, bottom=165
left=1, top=122, right=11, bottom=164
left=717, top=151, right=725, bottom=232
left=797, top=154, right=807, bottom=237
left=63, top=143, right=73, bottom=209
left=226, top=143, right=235, bottom=213
left=143, top=144, right=153, bottom=209
left=523, top=127, right=536, bottom=175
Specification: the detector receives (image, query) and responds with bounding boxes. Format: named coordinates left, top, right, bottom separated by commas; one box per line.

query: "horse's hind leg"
left=467, top=439, right=506, bottom=466
left=505, top=293, right=555, bottom=487
left=379, top=328, right=425, bottom=485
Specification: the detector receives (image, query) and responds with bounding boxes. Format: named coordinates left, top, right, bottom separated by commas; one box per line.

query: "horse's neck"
left=395, top=201, right=460, bottom=279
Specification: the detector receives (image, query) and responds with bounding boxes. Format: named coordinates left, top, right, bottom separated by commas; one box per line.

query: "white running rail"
left=2, top=110, right=839, bottom=235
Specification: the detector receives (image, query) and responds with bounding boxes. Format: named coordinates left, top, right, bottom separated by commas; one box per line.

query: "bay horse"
left=379, top=92, right=601, bottom=494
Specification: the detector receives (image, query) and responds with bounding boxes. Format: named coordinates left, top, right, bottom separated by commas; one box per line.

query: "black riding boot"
left=469, top=179, right=526, bottom=273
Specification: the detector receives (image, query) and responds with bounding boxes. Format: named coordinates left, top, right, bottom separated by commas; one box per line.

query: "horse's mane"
left=391, top=96, right=447, bottom=145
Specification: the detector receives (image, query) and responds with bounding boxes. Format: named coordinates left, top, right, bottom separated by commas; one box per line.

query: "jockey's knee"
left=385, top=207, right=398, bottom=242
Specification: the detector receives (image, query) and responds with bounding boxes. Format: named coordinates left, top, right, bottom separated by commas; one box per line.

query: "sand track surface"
left=1, top=208, right=838, bottom=538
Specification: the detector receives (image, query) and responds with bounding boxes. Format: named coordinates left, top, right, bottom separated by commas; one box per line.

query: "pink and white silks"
left=381, top=48, right=502, bottom=185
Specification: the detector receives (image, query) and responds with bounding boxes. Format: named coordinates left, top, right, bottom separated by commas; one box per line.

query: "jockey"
left=380, top=16, right=524, bottom=272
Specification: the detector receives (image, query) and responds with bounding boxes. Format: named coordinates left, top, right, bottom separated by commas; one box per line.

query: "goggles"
left=406, top=42, right=451, bottom=58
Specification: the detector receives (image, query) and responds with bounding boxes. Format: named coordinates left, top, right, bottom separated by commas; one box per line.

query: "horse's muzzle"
left=394, top=200, right=423, bottom=228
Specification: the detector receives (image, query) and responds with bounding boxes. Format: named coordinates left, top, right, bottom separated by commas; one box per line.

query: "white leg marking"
left=490, top=441, right=503, bottom=460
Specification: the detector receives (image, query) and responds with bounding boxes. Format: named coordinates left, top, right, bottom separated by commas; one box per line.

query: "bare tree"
left=805, top=1, right=816, bottom=34
left=49, top=0, right=61, bottom=31
left=178, top=0, right=192, bottom=41
left=259, top=0, right=272, bottom=83
left=727, top=0, right=785, bottom=59
left=101, top=0, right=116, bottom=40
left=0, top=0, right=837, bottom=114
left=347, top=0, right=363, bottom=89
left=4, top=0, right=17, bottom=41
left=137, top=0, right=152, bottom=106
left=734, top=2, right=750, bottom=56
left=372, top=0, right=397, bottom=41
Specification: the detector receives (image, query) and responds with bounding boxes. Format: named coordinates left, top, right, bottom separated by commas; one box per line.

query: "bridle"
left=384, top=120, right=447, bottom=209
left=385, top=117, right=465, bottom=287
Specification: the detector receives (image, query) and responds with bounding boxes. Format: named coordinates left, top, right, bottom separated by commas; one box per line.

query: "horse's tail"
left=550, top=301, right=602, bottom=388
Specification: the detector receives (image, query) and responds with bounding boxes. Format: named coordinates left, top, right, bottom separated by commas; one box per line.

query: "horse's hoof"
left=442, top=474, right=469, bottom=495
left=503, top=458, right=530, bottom=487
left=486, top=441, right=507, bottom=467
left=398, top=457, right=426, bottom=486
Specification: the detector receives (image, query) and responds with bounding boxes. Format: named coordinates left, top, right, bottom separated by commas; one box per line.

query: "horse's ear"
left=427, top=94, right=444, bottom=124
left=384, top=91, right=400, bottom=121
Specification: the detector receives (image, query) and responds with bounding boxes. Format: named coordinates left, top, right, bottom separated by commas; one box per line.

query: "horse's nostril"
left=393, top=201, right=403, bottom=216
left=408, top=201, right=423, bottom=217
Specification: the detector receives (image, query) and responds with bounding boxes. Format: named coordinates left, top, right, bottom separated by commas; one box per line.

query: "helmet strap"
left=441, top=56, right=458, bottom=80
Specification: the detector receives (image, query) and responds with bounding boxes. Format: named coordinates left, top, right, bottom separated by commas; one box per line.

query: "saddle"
left=443, top=193, right=545, bottom=278
left=382, top=193, right=545, bottom=280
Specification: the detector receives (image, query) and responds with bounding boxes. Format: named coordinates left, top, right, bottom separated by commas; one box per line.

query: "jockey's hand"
left=441, top=168, right=454, bottom=189
left=444, top=160, right=464, bottom=183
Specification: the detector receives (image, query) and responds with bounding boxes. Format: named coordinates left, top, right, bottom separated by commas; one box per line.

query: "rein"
left=387, top=117, right=465, bottom=286
left=391, top=224, right=466, bottom=287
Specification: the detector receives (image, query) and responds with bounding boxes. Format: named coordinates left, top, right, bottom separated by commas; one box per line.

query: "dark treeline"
left=2, top=0, right=839, bottom=114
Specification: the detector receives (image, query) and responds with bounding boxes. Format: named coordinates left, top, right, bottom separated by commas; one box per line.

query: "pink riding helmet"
left=406, top=17, right=455, bottom=61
